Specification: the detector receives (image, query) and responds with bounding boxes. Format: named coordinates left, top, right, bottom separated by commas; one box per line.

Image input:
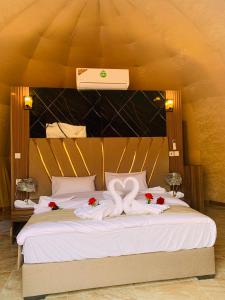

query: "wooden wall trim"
left=10, top=87, right=30, bottom=207
left=166, top=90, right=184, bottom=176
left=208, top=200, right=225, bottom=207
left=184, top=165, right=205, bottom=212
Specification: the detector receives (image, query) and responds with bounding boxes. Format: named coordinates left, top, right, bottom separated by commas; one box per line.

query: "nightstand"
left=11, top=208, right=34, bottom=243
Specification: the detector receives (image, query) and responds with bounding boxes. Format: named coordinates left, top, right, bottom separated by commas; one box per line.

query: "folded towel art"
left=74, top=177, right=170, bottom=220
left=75, top=178, right=124, bottom=220
left=32, top=179, right=174, bottom=219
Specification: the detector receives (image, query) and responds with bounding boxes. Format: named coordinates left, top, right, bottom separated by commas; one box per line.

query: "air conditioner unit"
left=76, top=68, right=129, bottom=90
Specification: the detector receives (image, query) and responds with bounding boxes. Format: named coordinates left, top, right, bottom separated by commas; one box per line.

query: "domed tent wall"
left=0, top=0, right=225, bottom=207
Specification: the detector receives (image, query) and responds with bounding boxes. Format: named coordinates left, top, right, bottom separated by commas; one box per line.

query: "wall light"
left=165, top=99, right=174, bottom=112
left=24, top=96, right=33, bottom=110
left=153, top=96, right=164, bottom=109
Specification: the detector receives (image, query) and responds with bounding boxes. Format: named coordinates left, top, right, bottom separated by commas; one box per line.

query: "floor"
left=0, top=205, right=225, bottom=300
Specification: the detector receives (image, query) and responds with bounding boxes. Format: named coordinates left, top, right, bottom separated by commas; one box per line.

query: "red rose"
left=145, top=193, right=153, bottom=200
left=145, top=193, right=153, bottom=204
left=48, top=201, right=59, bottom=210
left=156, top=197, right=165, bottom=205
left=88, top=197, right=97, bottom=206
left=48, top=201, right=57, bottom=208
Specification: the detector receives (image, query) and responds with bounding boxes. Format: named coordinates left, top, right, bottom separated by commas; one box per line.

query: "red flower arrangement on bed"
left=156, top=197, right=165, bottom=205
left=48, top=201, right=59, bottom=210
left=88, top=197, right=98, bottom=206
left=145, top=193, right=165, bottom=205
left=145, top=193, right=153, bottom=204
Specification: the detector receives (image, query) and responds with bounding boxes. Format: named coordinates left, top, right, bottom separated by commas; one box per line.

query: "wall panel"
left=10, top=87, right=184, bottom=208
left=10, top=87, right=29, bottom=206
left=166, top=90, right=184, bottom=177
left=29, top=137, right=169, bottom=198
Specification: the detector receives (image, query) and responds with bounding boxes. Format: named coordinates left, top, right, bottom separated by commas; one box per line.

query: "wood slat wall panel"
left=184, top=165, right=204, bottom=211
left=29, top=137, right=169, bottom=198
left=10, top=87, right=29, bottom=206
left=166, top=90, right=184, bottom=177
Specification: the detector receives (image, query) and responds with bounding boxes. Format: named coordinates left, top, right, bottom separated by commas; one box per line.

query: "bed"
left=19, top=137, right=216, bottom=299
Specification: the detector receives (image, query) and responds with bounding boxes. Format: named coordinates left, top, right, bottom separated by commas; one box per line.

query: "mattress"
left=20, top=203, right=216, bottom=264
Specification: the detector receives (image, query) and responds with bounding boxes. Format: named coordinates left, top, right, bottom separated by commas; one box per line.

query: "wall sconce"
left=24, top=96, right=33, bottom=110
left=153, top=96, right=164, bottom=109
left=165, top=99, right=174, bottom=112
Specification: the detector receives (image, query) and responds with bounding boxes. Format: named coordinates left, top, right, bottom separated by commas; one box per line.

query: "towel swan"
left=123, top=177, right=169, bottom=215
left=107, top=178, right=124, bottom=217
left=75, top=179, right=124, bottom=220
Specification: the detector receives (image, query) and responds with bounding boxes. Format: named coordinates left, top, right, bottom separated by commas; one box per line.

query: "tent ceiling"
left=0, top=0, right=224, bottom=91
left=1, top=0, right=225, bottom=202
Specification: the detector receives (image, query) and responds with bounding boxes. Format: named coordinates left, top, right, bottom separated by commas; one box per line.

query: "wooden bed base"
left=22, top=247, right=215, bottom=299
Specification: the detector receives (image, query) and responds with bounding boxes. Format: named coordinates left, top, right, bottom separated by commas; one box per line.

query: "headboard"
left=29, top=137, right=168, bottom=198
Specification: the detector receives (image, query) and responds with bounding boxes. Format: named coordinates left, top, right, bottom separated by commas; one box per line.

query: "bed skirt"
left=22, top=247, right=215, bottom=298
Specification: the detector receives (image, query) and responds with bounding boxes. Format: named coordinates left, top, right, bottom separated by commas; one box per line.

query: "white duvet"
left=17, top=191, right=217, bottom=264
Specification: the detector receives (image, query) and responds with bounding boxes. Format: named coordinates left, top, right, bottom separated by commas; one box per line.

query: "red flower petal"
left=48, top=201, right=57, bottom=208
left=88, top=197, right=97, bottom=205
left=145, top=193, right=153, bottom=200
left=156, top=197, right=165, bottom=205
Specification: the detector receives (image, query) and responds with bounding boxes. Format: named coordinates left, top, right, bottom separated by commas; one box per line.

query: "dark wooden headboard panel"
left=29, top=137, right=168, bottom=198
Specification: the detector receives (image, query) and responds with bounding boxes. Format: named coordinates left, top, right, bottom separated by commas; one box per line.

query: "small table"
left=11, top=208, right=34, bottom=242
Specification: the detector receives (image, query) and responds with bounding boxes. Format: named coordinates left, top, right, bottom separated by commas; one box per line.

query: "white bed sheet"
left=21, top=203, right=216, bottom=264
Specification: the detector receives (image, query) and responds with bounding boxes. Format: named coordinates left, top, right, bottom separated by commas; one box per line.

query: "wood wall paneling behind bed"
left=29, top=137, right=169, bottom=198
left=10, top=87, right=184, bottom=204
left=166, top=90, right=184, bottom=176
left=10, top=87, right=30, bottom=206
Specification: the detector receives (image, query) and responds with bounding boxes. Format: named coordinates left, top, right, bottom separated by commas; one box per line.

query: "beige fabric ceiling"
left=1, top=0, right=225, bottom=205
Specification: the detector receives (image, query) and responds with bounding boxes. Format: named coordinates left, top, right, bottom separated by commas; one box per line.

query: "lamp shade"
left=24, top=96, right=33, bottom=110
left=16, top=178, right=36, bottom=192
left=165, top=172, right=182, bottom=186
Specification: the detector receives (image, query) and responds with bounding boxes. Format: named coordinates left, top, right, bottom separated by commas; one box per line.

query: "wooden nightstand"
left=11, top=208, right=34, bottom=243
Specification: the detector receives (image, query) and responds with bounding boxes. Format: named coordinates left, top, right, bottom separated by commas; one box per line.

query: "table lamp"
left=16, top=178, right=36, bottom=203
left=165, top=172, right=182, bottom=196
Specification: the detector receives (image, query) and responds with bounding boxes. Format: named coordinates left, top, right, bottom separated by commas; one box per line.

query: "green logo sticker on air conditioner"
left=100, top=70, right=107, bottom=78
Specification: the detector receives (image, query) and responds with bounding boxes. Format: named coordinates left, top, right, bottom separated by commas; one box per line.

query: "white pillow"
left=52, top=176, right=96, bottom=196
left=46, top=122, right=86, bottom=138
left=105, top=171, right=147, bottom=193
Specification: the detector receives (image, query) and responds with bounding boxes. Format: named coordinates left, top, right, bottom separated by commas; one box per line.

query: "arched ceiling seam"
left=97, top=0, right=105, bottom=65
left=167, top=0, right=225, bottom=66
left=62, top=0, right=89, bottom=85
left=20, top=0, right=72, bottom=82
left=110, top=0, right=121, bottom=16
left=0, top=0, right=36, bottom=33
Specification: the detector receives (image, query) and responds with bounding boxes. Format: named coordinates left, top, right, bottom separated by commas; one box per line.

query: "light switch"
left=15, top=153, right=21, bottom=159
left=174, top=151, right=180, bottom=157
left=169, top=151, right=174, bottom=157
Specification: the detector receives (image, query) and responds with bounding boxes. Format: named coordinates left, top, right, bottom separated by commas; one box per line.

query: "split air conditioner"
left=76, top=68, right=129, bottom=90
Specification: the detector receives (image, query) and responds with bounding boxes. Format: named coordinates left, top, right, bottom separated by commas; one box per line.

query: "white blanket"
left=17, top=192, right=217, bottom=263
left=17, top=209, right=216, bottom=247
